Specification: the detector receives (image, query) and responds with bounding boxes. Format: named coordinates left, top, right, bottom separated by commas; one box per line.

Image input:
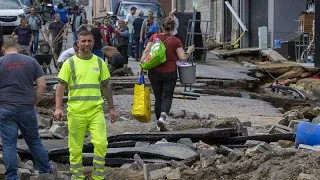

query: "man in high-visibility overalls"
left=54, top=30, right=117, bottom=180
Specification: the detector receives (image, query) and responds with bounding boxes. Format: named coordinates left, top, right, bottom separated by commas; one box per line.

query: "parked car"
left=0, top=0, right=26, bottom=34
left=112, top=0, right=165, bottom=28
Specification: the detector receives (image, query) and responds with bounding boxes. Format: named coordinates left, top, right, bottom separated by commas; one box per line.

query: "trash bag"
left=140, top=34, right=167, bottom=71
left=132, top=75, right=152, bottom=123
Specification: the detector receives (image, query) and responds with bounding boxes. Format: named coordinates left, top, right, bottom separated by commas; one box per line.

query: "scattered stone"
left=49, top=124, right=68, bottom=137
left=117, top=116, right=130, bottom=121
left=182, top=169, right=198, bottom=175
left=245, top=142, right=273, bottom=156
left=134, top=154, right=145, bottom=171
left=227, top=148, right=244, bottom=162
left=217, top=145, right=233, bottom=155
left=191, top=113, right=201, bottom=120
left=242, top=121, right=252, bottom=127
left=297, top=173, right=318, bottom=180
left=30, top=176, right=38, bottom=180
left=194, top=141, right=217, bottom=150
left=245, top=140, right=262, bottom=148
left=207, top=113, right=218, bottom=120
left=120, top=163, right=132, bottom=170
left=312, top=116, right=320, bottom=124
left=135, top=141, right=151, bottom=147
left=177, top=138, right=194, bottom=149
left=278, top=118, right=289, bottom=126
left=18, top=168, right=31, bottom=180
left=0, top=164, right=5, bottom=179
left=149, top=167, right=171, bottom=180
left=278, top=140, right=294, bottom=148
left=166, top=168, right=181, bottom=180
left=289, top=119, right=309, bottom=131
left=170, top=110, right=186, bottom=119
left=199, top=149, right=217, bottom=161
left=269, top=124, right=293, bottom=134
left=213, top=117, right=241, bottom=129
left=155, top=138, right=168, bottom=144
left=283, top=110, right=304, bottom=122
left=37, top=114, right=52, bottom=129
left=25, top=160, right=33, bottom=168
left=57, top=171, right=71, bottom=180
left=143, top=163, right=167, bottom=180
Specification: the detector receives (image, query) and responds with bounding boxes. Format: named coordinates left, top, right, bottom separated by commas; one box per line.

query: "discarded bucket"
left=177, top=61, right=197, bottom=84
left=295, top=122, right=320, bottom=146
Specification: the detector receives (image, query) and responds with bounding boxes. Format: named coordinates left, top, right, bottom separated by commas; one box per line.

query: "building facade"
left=177, top=0, right=306, bottom=48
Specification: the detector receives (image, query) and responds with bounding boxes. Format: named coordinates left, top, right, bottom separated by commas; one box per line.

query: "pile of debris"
left=269, top=109, right=320, bottom=135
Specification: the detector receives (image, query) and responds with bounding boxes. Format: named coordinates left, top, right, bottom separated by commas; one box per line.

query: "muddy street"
left=3, top=50, right=320, bottom=180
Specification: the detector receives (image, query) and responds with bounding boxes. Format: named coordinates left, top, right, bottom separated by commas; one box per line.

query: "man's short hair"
left=77, top=30, right=93, bottom=38
left=2, top=35, right=17, bottom=49
left=95, top=21, right=101, bottom=27
left=20, top=18, right=26, bottom=23
left=131, top=6, right=137, bottom=11
left=73, top=42, right=78, bottom=46
left=82, top=19, right=88, bottom=24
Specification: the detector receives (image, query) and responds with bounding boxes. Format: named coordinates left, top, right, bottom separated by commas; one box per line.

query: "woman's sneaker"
left=157, top=114, right=168, bottom=132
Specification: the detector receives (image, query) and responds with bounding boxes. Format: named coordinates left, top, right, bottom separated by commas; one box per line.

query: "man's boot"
left=135, top=53, right=139, bottom=61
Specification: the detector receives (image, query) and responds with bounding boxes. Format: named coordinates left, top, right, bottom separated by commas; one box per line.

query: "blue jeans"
left=72, top=31, right=78, bottom=43
left=31, top=30, right=39, bottom=55
left=0, top=108, right=51, bottom=180
left=134, top=39, right=143, bottom=55
left=92, top=49, right=104, bottom=59
left=127, top=33, right=133, bottom=57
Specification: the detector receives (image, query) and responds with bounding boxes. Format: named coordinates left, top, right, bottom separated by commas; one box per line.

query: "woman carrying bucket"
left=140, top=17, right=195, bottom=131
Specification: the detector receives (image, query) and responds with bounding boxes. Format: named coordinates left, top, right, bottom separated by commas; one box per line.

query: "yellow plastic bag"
left=132, top=84, right=152, bottom=123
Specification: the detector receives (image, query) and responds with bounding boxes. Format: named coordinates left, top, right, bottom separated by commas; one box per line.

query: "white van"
left=0, top=0, right=26, bottom=34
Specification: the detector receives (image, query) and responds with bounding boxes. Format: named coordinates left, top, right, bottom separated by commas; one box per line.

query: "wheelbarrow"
left=34, top=43, right=53, bottom=75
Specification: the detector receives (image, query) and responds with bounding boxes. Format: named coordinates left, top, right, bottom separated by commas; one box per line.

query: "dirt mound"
left=183, top=148, right=320, bottom=180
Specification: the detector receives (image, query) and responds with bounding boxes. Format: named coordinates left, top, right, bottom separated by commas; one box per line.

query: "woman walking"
left=140, top=17, right=195, bottom=131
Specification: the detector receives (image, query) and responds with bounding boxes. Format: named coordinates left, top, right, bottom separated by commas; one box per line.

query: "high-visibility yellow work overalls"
left=58, top=54, right=111, bottom=180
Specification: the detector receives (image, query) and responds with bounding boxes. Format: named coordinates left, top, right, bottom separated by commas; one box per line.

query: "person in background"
left=26, top=7, right=42, bottom=56
left=0, top=35, right=57, bottom=180
left=48, top=13, right=66, bottom=64
left=132, top=11, right=144, bottom=61
left=125, top=6, right=136, bottom=60
left=76, top=19, right=88, bottom=35
left=12, top=18, right=34, bottom=55
left=115, top=19, right=129, bottom=67
left=0, top=23, right=3, bottom=56
left=101, top=18, right=115, bottom=46
left=140, top=17, right=195, bottom=131
left=55, top=3, right=68, bottom=24
left=169, top=9, right=179, bottom=38
left=140, top=10, right=159, bottom=47
left=102, top=46, right=133, bottom=76
left=70, top=5, right=86, bottom=43
left=91, top=21, right=106, bottom=59
left=57, top=42, right=78, bottom=68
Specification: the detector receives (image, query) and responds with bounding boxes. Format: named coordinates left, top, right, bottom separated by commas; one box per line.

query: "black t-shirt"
left=132, top=17, right=144, bottom=39
left=91, top=27, right=102, bottom=51
left=49, top=21, right=65, bottom=40
left=0, top=53, right=44, bottom=110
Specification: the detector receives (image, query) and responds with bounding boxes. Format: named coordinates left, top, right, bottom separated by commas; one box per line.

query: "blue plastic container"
left=295, top=122, right=320, bottom=146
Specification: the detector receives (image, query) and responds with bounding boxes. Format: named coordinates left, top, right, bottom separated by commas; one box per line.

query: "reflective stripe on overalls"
left=68, top=57, right=103, bottom=101
left=68, top=56, right=106, bottom=180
